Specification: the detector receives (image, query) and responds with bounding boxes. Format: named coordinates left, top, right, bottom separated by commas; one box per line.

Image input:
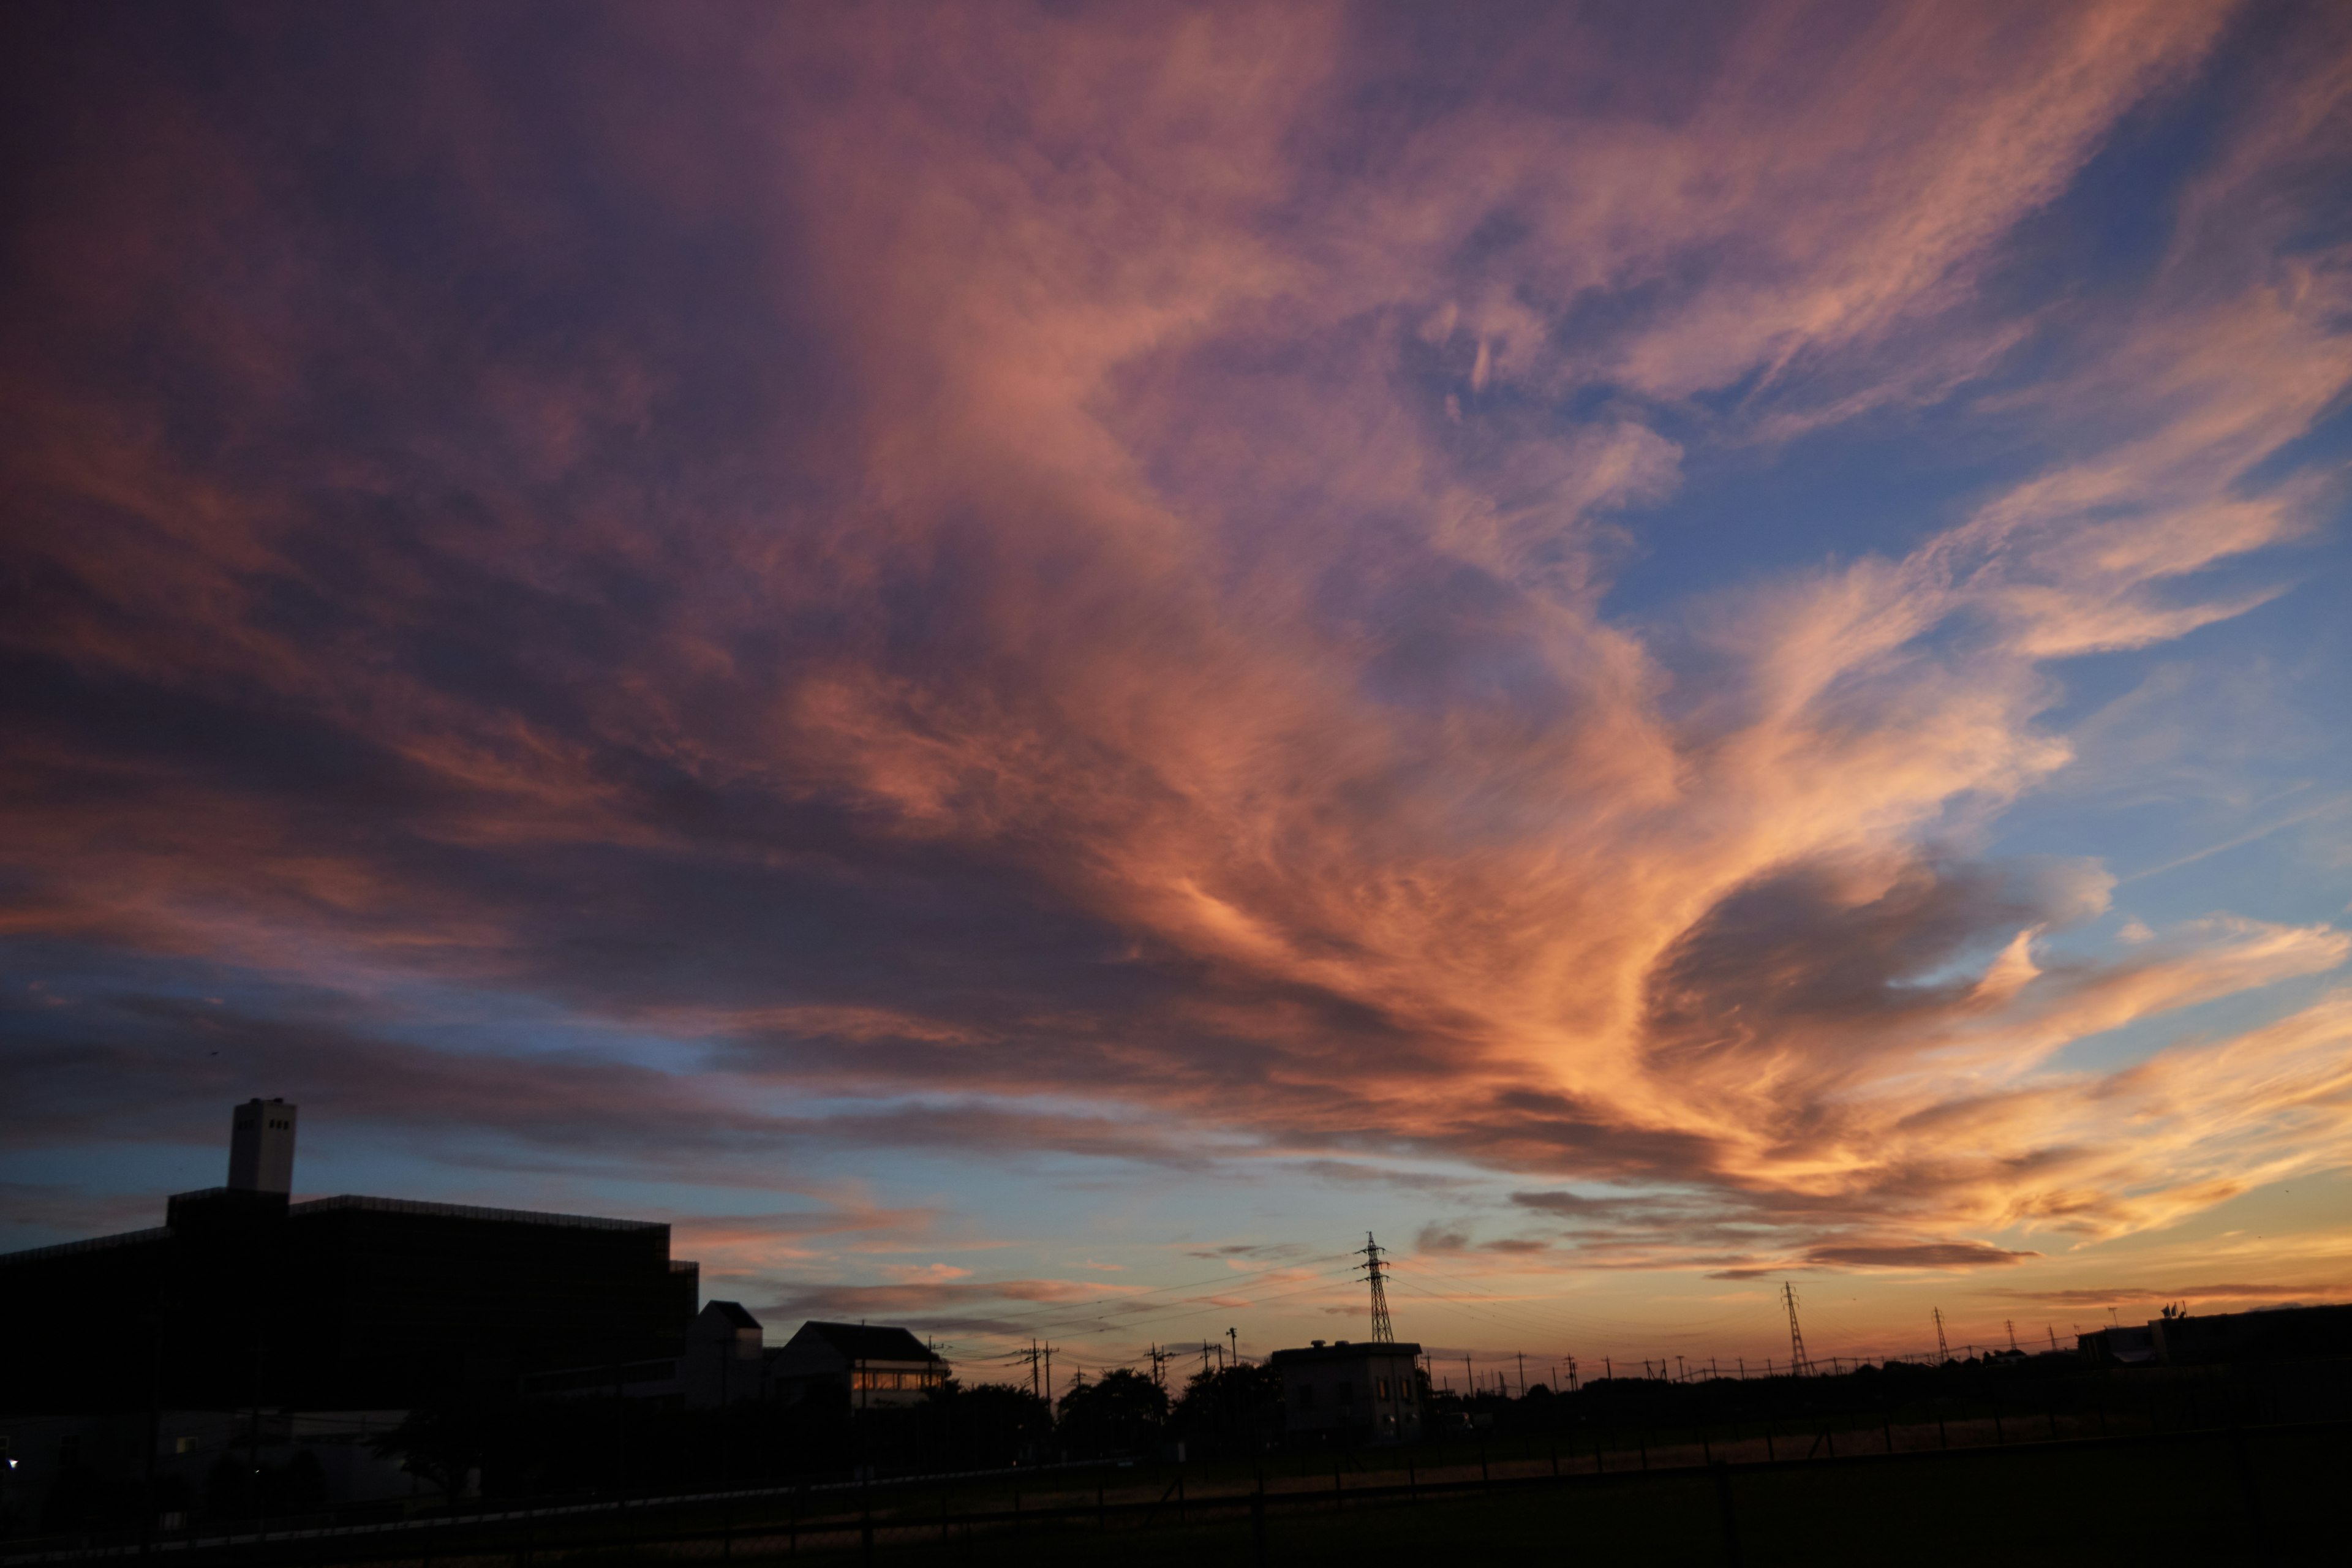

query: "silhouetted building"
left=1271, top=1340, right=1423, bottom=1442
left=2078, top=1302, right=2352, bottom=1367
left=685, top=1300, right=768, bottom=1408
left=0, top=1102, right=698, bottom=1414
left=768, top=1322, right=948, bottom=1409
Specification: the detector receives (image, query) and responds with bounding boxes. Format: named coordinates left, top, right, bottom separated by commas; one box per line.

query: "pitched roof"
left=704, top=1299, right=761, bottom=1329
left=795, top=1321, right=940, bottom=1363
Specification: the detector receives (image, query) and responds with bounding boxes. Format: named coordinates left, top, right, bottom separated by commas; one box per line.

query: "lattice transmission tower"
left=1934, top=1306, right=1950, bottom=1365
left=1782, top=1280, right=1812, bottom=1376
left=1361, top=1231, right=1396, bottom=1343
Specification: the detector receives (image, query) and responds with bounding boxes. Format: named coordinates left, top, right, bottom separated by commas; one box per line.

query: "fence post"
left=1712, top=1461, right=1743, bottom=1568
left=2231, top=1424, right=2272, bottom=1564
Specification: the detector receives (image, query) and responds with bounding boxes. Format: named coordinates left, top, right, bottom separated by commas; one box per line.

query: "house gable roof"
left=791, top=1321, right=938, bottom=1363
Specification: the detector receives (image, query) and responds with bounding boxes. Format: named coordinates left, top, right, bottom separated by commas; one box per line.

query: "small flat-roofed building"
left=1272, top=1340, right=1423, bottom=1442
left=766, top=1321, right=948, bottom=1410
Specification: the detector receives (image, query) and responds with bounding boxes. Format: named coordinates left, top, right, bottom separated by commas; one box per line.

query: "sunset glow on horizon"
left=5, top=0, right=2351, bottom=1376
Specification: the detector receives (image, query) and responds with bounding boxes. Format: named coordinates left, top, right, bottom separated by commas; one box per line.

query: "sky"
left=4, top=1, right=2351, bottom=1387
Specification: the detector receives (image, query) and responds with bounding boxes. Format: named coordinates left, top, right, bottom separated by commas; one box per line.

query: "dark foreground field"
left=14, top=1417, right=2337, bottom=1567
left=683, top=1422, right=2345, bottom=1567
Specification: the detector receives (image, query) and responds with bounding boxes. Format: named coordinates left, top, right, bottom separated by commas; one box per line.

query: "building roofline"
left=0, top=1226, right=173, bottom=1267
left=286, top=1194, right=667, bottom=1232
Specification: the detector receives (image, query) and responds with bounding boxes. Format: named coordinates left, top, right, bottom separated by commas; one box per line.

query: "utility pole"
left=1229, top=1327, right=1240, bottom=1367
left=1933, top=1308, right=1950, bottom=1365
left=1044, top=1343, right=1055, bottom=1415
left=1360, top=1233, right=1395, bottom=1343
left=1028, top=1340, right=1042, bottom=1401
left=1148, top=1344, right=1167, bottom=1390
left=1782, top=1281, right=1811, bottom=1376
left=1517, top=1352, right=1526, bottom=1397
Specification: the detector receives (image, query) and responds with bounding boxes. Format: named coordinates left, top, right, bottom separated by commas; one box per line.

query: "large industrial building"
left=0, top=1099, right=699, bottom=1414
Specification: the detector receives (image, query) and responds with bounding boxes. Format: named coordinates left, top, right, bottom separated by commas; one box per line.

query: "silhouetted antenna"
left=1933, top=1307, right=1950, bottom=1365
left=1360, top=1232, right=1396, bottom=1343
left=1782, top=1281, right=1811, bottom=1375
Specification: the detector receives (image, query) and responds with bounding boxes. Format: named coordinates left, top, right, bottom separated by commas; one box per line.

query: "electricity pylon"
left=1782, top=1281, right=1812, bottom=1376
left=1934, top=1307, right=1950, bottom=1365
left=1361, top=1231, right=1396, bottom=1343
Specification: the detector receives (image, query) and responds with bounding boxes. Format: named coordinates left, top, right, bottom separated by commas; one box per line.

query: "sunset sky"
left=6, top=1, right=2351, bottom=1383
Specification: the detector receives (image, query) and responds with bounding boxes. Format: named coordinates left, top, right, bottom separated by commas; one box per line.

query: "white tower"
left=228, top=1098, right=298, bottom=1193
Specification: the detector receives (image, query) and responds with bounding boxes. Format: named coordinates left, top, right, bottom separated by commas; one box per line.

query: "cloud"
left=1804, top=1241, right=2041, bottom=1270
left=1, top=0, right=2348, bottom=1313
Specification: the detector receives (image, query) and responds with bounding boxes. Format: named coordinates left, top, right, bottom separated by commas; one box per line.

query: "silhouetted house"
left=1271, top=1340, right=1423, bottom=1442
left=767, top=1322, right=947, bottom=1410
left=0, top=1101, right=698, bottom=1415
left=684, top=1300, right=767, bottom=1408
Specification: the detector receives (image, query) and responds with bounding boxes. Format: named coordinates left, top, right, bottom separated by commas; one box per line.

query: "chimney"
left=228, top=1098, right=298, bottom=1193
